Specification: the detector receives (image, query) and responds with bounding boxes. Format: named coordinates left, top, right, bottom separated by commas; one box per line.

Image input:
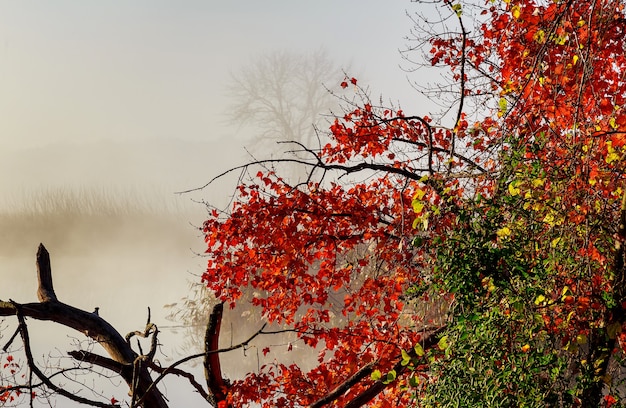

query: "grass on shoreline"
left=0, top=187, right=205, bottom=256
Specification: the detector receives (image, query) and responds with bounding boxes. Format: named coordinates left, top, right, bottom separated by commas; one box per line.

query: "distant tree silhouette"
left=226, top=49, right=345, bottom=152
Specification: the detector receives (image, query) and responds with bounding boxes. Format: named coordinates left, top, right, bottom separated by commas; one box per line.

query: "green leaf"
left=414, top=343, right=425, bottom=357
left=498, top=97, right=508, bottom=114
left=370, top=369, right=382, bottom=381
left=401, top=349, right=411, bottom=366
left=452, top=3, right=462, bottom=16
left=438, top=335, right=449, bottom=350
left=382, top=369, right=397, bottom=384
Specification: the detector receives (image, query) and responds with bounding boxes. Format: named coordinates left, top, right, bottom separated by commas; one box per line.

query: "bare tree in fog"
left=227, top=49, right=345, bottom=152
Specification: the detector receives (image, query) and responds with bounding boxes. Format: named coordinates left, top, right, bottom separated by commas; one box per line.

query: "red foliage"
left=201, top=0, right=626, bottom=405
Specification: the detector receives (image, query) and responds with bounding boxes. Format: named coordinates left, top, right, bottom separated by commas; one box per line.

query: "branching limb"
left=148, top=362, right=212, bottom=402
left=343, top=327, right=445, bottom=408
left=12, top=301, right=119, bottom=408
left=125, top=307, right=159, bottom=363
left=204, top=302, right=227, bottom=405
left=134, top=322, right=267, bottom=407
left=308, top=362, right=376, bottom=408
left=68, top=350, right=128, bottom=377
left=0, top=244, right=169, bottom=408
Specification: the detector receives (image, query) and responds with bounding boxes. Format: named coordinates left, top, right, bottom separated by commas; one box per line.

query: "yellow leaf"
left=511, top=5, right=521, bottom=19
left=412, top=218, right=420, bottom=229
left=413, top=189, right=426, bottom=200
left=508, top=181, right=521, bottom=196
left=534, top=29, right=545, bottom=43
left=551, top=237, right=561, bottom=248
left=543, top=213, right=555, bottom=226
left=572, top=54, right=579, bottom=65
left=438, top=336, right=449, bottom=350
left=534, top=295, right=546, bottom=305
left=412, top=200, right=425, bottom=214
left=576, top=334, right=587, bottom=345
left=496, top=227, right=512, bottom=237
left=498, top=97, right=508, bottom=115
left=563, top=340, right=578, bottom=352
left=414, top=343, right=425, bottom=357
left=606, top=152, right=620, bottom=164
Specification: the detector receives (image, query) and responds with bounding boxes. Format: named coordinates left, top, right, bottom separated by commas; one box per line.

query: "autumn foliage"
left=199, top=0, right=626, bottom=406
left=173, top=0, right=626, bottom=407
left=3, top=0, right=625, bottom=406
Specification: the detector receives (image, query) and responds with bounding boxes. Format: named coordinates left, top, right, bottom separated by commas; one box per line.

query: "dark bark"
left=204, top=302, right=229, bottom=405
left=36, top=244, right=57, bottom=302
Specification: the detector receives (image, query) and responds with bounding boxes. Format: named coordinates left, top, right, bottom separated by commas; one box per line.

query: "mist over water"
left=0, top=138, right=251, bottom=406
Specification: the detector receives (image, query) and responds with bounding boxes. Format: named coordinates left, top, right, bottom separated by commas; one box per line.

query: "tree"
left=3, top=0, right=626, bottom=407
left=226, top=49, right=345, bottom=151
left=199, top=0, right=626, bottom=406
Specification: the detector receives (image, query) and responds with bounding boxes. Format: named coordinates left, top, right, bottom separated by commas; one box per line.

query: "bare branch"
left=134, top=322, right=268, bottom=407
left=13, top=302, right=118, bottom=408
left=204, top=302, right=227, bottom=404
left=36, top=243, right=57, bottom=302
left=0, top=245, right=169, bottom=408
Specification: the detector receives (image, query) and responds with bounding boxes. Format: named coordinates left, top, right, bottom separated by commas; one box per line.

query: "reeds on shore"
left=0, top=186, right=205, bottom=256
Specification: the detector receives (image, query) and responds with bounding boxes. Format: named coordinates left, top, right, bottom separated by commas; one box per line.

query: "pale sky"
left=0, top=0, right=419, bottom=151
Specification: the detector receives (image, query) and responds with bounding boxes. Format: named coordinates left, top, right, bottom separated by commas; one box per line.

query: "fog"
left=0, top=1, right=423, bottom=406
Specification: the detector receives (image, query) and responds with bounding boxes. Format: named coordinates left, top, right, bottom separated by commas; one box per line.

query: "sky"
left=0, top=0, right=421, bottom=151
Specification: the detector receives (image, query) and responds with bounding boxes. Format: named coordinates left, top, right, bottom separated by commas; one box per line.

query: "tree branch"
left=204, top=302, right=227, bottom=405
left=308, top=362, right=376, bottom=408
left=133, top=322, right=267, bottom=408
left=0, top=245, right=169, bottom=408
left=13, top=302, right=118, bottom=408
left=36, top=243, right=57, bottom=302
left=343, top=327, right=445, bottom=408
